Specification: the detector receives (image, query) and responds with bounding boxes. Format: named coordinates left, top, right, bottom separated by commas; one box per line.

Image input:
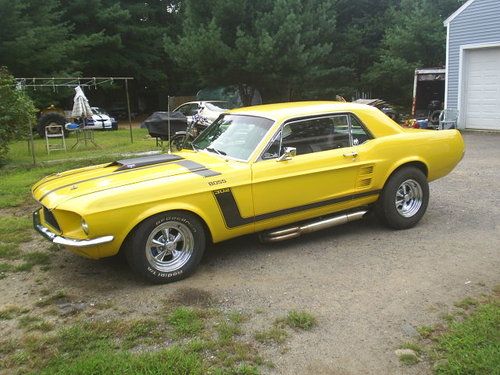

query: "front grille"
left=43, top=207, right=60, bottom=232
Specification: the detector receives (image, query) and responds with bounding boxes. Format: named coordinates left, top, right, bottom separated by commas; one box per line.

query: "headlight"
left=81, top=218, right=89, bottom=235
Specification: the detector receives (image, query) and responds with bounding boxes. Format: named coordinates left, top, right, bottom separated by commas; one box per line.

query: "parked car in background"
left=84, top=107, right=118, bottom=130
left=37, top=105, right=119, bottom=136
left=174, top=101, right=233, bottom=124
left=32, top=102, right=464, bottom=284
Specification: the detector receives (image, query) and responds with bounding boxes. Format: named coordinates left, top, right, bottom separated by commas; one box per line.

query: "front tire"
left=124, top=211, right=206, bottom=284
left=375, top=167, right=429, bottom=229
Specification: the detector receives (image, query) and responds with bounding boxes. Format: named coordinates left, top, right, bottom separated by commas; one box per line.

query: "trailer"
left=411, top=68, right=445, bottom=127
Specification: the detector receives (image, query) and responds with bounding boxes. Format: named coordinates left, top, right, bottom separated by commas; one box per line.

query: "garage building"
left=444, top=0, right=500, bottom=130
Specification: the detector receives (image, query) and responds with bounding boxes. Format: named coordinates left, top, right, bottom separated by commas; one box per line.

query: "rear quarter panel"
left=363, top=129, right=464, bottom=191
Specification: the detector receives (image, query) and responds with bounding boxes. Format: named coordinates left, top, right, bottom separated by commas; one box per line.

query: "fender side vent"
left=359, top=165, right=374, bottom=175
left=357, top=178, right=372, bottom=188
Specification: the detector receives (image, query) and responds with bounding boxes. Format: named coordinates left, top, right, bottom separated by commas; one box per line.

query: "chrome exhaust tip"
left=259, top=210, right=368, bottom=243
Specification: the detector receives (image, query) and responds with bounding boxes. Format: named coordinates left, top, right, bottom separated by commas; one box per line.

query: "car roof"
left=228, top=101, right=377, bottom=121
left=228, top=101, right=403, bottom=137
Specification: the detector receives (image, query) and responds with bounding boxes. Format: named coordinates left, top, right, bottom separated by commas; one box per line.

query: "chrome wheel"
left=395, top=179, right=423, bottom=218
left=145, top=221, right=194, bottom=273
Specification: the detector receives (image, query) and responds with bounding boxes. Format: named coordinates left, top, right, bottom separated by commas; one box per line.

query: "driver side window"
left=262, top=115, right=351, bottom=159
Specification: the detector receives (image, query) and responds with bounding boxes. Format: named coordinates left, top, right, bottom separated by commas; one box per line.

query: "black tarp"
left=141, top=111, right=187, bottom=140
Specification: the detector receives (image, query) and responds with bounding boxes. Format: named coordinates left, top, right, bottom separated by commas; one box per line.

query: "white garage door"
left=462, top=46, right=500, bottom=130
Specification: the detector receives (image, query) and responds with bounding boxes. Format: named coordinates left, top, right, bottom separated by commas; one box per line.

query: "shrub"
left=0, top=67, right=36, bottom=165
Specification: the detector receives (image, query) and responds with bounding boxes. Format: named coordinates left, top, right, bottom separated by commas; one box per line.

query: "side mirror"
left=277, top=147, right=296, bottom=162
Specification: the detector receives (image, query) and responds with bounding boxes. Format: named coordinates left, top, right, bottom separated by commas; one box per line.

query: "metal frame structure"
left=15, top=77, right=134, bottom=164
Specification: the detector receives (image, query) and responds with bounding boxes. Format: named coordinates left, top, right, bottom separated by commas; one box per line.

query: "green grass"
left=454, top=297, right=478, bottom=310
left=6, top=128, right=158, bottom=166
left=0, top=305, right=311, bottom=374
left=399, top=353, right=419, bottom=365
left=0, top=243, right=21, bottom=259
left=417, top=325, right=434, bottom=339
left=397, top=292, right=500, bottom=372
left=18, top=315, right=53, bottom=332
left=439, top=313, right=455, bottom=324
left=433, top=302, right=500, bottom=374
left=228, top=311, right=249, bottom=324
left=57, top=321, right=122, bottom=355
left=227, top=364, right=260, bottom=375
left=167, top=307, right=204, bottom=337
left=254, top=310, right=303, bottom=345
left=14, top=251, right=51, bottom=272
left=254, top=327, right=289, bottom=344
left=123, top=319, right=161, bottom=348
left=0, top=216, right=32, bottom=243
left=282, top=310, right=317, bottom=330
left=0, top=305, right=29, bottom=320
left=399, top=342, right=424, bottom=355
left=0, top=262, right=14, bottom=273
left=39, top=346, right=203, bottom=375
left=0, top=339, right=17, bottom=355
left=216, top=321, right=242, bottom=345
left=0, top=217, right=39, bottom=276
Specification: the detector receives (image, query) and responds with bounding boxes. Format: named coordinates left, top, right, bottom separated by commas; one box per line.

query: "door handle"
left=343, top=151, right=358, bottom=158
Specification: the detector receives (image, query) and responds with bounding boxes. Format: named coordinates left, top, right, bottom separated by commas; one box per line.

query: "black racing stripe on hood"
left=111, top=154, right=184, bottom=171
left=176, top=160, right=221, bottom=177
left=38, top=154, right=185, bottom=202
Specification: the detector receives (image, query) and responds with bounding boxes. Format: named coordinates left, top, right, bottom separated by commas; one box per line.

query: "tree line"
left=0, top=0, right=463, bottom=110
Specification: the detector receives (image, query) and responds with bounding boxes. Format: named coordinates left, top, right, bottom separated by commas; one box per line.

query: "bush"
left=0, top=67, right=36, bottom=165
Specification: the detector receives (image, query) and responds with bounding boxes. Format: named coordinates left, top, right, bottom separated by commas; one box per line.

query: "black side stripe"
left=213, top=188, right=381, bottom=229
left=176, top=160, right=221, bottom=177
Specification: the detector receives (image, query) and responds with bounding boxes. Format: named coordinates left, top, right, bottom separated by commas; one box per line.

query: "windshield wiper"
left=206, top=147, right=227, bottom=156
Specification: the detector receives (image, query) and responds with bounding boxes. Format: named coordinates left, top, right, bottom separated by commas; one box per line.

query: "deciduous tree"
left=0, top=68, right=36, bottom=165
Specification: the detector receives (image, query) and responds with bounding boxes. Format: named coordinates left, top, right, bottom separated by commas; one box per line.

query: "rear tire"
left=375, top=167, right=429, bottom=229
left=124, top=211, right=205, bottom=284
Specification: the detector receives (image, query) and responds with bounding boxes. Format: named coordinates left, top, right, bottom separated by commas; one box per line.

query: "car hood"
left=32, top=151, right=228, bottom=209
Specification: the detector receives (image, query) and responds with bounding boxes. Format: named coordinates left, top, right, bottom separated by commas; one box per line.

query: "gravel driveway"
left=2, top=131, right=499, bottom=374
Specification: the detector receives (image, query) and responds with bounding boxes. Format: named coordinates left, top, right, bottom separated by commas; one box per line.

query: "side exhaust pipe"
left=259, top=210, right=367, bottom=243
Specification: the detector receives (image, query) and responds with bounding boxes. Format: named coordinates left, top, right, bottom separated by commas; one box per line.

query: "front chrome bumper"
left=33, top=209, right=114, bottom=248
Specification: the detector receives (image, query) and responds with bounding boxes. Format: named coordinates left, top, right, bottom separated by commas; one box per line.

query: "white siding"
left=446, top=0, right=500, bottom=118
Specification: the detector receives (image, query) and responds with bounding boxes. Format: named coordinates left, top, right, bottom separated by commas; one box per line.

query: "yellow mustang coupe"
left=32, top=102, right=464, bottom=283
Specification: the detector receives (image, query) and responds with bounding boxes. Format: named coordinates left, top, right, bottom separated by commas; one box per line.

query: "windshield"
left=192, top=114, right=274, bottom=160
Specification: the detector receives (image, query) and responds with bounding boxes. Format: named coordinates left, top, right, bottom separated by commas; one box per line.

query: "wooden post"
left=28, top=121, right=36, bottom=165
left=125, top=79, right=133, bottom=143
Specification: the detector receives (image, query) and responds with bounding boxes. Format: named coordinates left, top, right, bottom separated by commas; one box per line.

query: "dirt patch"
left=166, top=287, right=215, bottom=308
